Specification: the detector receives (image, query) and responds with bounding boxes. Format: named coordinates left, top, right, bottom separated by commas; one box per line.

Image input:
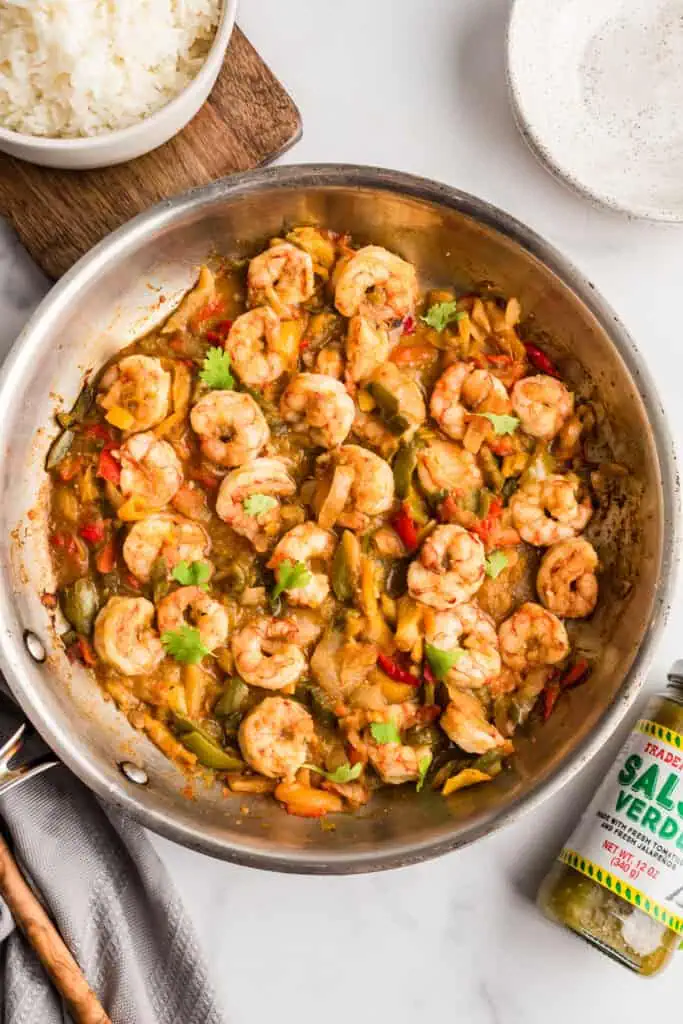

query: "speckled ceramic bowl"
left=507, top=0, right=683, bottom=221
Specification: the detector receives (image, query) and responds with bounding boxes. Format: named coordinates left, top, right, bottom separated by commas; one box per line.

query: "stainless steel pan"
left=0, top=165, right=677, bottom=873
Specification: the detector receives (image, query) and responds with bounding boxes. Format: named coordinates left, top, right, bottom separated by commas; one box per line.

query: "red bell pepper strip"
left=560, top=658, right=591, bottom=690
left=402, top=314, right=416, bottom=335
left=66, top=636, right=97, bottom=668
left=524, top=342, right=560, bottom=378
left=50, top=531, right=79, bottom=557
left=96, top=448, right=121, bottom=485
left=79, top=521, right=106, bottom=545
left=95, top=536, right=116, bottom=574
left=422, top=662, right=437, bottom=688
left=542, top=677, right=561, bottom=721
left=190, top=299, right=226, bottom=333
left=542, top=660, right=591, bottom=721
left=487, top=436, right=515, bottom=457
left=391, top=503, right=419, bottom=552
left=205, top=321, right=233, bottom=343
left=377, top=652, right=420, bottom=686
left=82, top=422, right=117, bottom=445
left=470, top=497, right=503, bottom=543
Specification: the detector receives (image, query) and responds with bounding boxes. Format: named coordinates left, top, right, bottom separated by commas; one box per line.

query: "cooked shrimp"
left=430, top=362, right=510, bottom=441
left=512, top=374, right=573, bottom=440
left=279, top=373, right=355, bottom=449
left=440, top=691, right=508, bottom=755
left=287, top=609, right=325, bottom=649
left=231, top=616, right=307, bottom=689
left=424, top=603, right=501, bottom=690
left=224, top=307, right=285, bottom=389
left=537, top=538, right=599, bottom=619
left=416, top=438, right=483, bottom=497
left=368, top=737, right=431, bottom=785
left=93, top=596, right=163, bottom=677
left=368, top=362, right=426, bottom=430
left=190, top=391, right=269, bottom=468
left=156, top=586, right=229, bottom=651
left=267, top=523, right=336, bottom=608
left=238, top=696, right=315, bottom=780
left=351, top=408, right=398, bottom=460
left=509, top=474, right=592, bottom=546
left=119, top=432, right=183, bottom=507
left=98, top=355, right=171, bottom=433
left=335, top=245, right=418, bottom=323
left=352, top=704, right=430, bottom=785
left=215, top=457, right=296, bottom=553
left=408, top=525, right=486, bottom=610
left=317, top=444, right=394, bottom=531
left=498, top=601, right=569, bottom=670
left=123, top=513, right=210, bottom=582
left=247, top=242, right=315, bottom=318
left=346, top=316, right=392, bottom=384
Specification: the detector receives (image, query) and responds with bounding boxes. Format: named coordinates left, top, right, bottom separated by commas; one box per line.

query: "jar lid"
left=667, top=660, right=683, bottom=685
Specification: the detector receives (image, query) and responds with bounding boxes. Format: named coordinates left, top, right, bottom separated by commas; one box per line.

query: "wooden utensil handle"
left=0, top=832, right=111, bottom=1024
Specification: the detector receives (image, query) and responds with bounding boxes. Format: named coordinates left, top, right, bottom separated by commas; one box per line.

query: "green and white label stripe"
left=635, top=719, right=683, bottom=751
left=560, top=849, right=683, bottom=934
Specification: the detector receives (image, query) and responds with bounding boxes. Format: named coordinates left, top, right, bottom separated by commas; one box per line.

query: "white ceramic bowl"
left=508, top=0, right=683, bottom=221
left=0, top=0, right=237, bottom=170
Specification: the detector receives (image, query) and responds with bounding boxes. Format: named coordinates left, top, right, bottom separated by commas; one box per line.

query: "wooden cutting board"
left=0, top=28, right=302, bottom=279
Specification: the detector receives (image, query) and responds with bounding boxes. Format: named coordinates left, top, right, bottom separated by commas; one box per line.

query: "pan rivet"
left=23, top=630, right=46, bottom=663
left=119, top=761, right=148, bottom=786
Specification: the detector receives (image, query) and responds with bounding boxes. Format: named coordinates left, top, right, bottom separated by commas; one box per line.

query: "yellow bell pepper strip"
left=105, top=405, right=135, bottom=431
left=442, top=768, right=492, bottom=796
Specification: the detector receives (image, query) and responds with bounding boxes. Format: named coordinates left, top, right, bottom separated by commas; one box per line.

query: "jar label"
left=560, top=719, right=683, bottom=934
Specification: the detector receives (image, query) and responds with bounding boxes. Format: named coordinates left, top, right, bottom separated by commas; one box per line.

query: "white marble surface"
left=2, top=0, right=683, bottom=1020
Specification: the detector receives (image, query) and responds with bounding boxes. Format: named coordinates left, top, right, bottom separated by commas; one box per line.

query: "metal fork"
left=0, top=721, right=59, bottom=799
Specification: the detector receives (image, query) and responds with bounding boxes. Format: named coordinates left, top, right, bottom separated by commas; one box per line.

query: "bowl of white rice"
left=0, top=0, right=236, bottom=169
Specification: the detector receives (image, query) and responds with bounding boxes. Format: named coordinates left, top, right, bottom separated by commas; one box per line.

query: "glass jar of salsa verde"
left=538, top=668, right=683, bottom=975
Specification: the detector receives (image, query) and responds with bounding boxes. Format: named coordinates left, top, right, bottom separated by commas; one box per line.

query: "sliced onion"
left=318, top=464, right=355, bottom=529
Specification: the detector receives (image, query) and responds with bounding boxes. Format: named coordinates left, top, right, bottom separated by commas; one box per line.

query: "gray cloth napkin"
left=0, top=750, right=228, bottom=1023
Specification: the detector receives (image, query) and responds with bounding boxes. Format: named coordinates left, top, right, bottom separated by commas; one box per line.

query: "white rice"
left=0, top=0, right=221, bottom=138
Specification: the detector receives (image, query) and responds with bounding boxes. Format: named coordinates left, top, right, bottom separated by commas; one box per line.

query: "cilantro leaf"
left=369, top=721, right=402, bottom=745
left=425, top=642, right=466, bottom=681
left=243, top=493, right=278, bottom=517
left=271, top=559, right=312, bottom=601
left=172, top=560, right=211, bottom=590
left=305, top=762, right=363, bottom=784
left=420, top=300, right=465, bottom=333
left=485, top=551, right=509, bottom=579
left=200, top=347, right=234, bottom=390
left=161, top=625, right=210, bottom=664
left=416, top=752, right=432, bottom=792
left=481, top=412, right=520, bottom=435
